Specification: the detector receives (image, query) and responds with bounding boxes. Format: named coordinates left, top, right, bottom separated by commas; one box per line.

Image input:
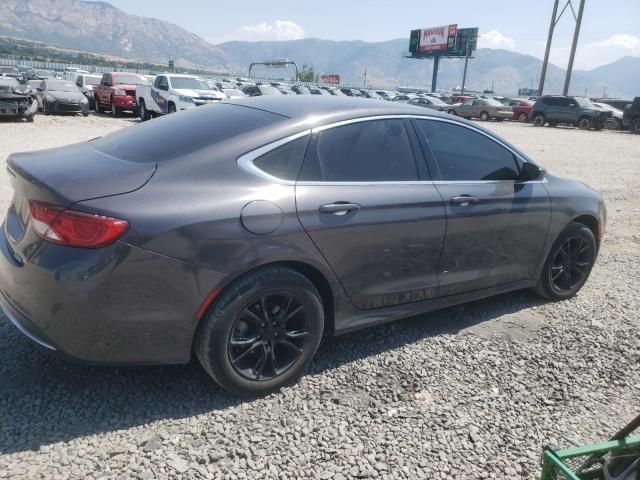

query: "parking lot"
left=0, top=114, right=638, bottom=479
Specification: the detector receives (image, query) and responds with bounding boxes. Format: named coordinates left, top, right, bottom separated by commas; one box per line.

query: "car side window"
left=153, top=76, right=163, bottom=88
left=252, top=136, right=310, bottom=181
left=299, top=120, right=419, bottom=182
left=416, top=120, right=520, bottom=181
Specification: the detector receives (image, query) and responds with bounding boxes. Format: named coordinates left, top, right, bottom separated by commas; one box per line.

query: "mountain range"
left=0, top=0, right=637, bottom=97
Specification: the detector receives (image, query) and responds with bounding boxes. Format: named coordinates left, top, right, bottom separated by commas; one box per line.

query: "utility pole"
left=539, top=0, right=560, bottom=95
left=431, top=56, right=440, bottom=93
left=563, top=0, right=585, bottom=95
left=461, top=38, right=470, bottom=95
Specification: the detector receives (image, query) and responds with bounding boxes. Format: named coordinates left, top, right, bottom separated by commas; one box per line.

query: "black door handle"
left=319, top=202, right=361, bottom=215
left=449, top=195, right=479, bottom=206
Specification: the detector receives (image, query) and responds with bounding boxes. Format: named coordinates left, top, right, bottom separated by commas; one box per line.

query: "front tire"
left=630, top=118, right=640, bottom=134
left=94, top=96, right=103, bottom=113
left=111, top=100, right=122, bottom=117
left=518, top=112, right=528, bottom=122
left=195, top=266, right=325, bottom=396
left=479, top=111, right=489, bottom=121
left=168, top=102, right=176, bottom=114
left=533, top=222, right=597, bottom=301
left=578, top=116, right=592, bottom=130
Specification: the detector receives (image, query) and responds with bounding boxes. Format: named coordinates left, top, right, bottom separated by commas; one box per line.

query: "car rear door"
left=413, top=118, right=550, bottom=296
left=295, top=118, right=446, bottom=310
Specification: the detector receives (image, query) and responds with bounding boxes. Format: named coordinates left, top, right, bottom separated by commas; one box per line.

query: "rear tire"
left=532, top=222, right=597, bottom=301
left=449, top=110, right=457, bottom=116
left=26, top=115, right=34, bottom=123
left=630, top=118, right=640, bottom=134
left=139, top=99, right=151, bottom=121
left=194, top=266, right=325, bottom=396
left=533, top=113, right=545, bottom=127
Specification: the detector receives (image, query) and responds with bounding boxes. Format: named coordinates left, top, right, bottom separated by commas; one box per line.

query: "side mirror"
left=520, top=162, right=545, bottom=181
left=569, top=103, right=576, bottom=108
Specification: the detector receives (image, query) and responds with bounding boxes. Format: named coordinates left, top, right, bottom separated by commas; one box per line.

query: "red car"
left=506, top=99, right=534, bottom=122
left=94, top=72, right=150, bottom=117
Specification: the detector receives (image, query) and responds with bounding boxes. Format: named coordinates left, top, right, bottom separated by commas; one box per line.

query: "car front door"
left=413, top=118, right=550, bottom=296
left=295, top=118, right=446, bottom=310
left=460, top=99, right=475, bottom=117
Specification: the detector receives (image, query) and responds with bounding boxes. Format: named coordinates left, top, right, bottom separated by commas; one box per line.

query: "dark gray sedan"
left=0, top=97, right=605, bottom=395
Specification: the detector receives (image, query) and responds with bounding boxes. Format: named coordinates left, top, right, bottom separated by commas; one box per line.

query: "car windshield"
left=84, top=76, right=102, bottom=86
left=46, top=81, right=79, bottom=92
left=574, top=97, right=595, bottom=108
left=113, top=74, right=150, bottom=86
left=171, top=77, right=211, bottom=90
left=259, top=86, right=283, bottom=95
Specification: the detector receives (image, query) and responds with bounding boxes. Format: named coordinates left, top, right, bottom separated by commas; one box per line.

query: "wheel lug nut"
left=261, top=323, right=266, bottom=327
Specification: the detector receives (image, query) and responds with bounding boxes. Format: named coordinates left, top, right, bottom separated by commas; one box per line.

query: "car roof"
left=224, top=95, right=452, bottom=126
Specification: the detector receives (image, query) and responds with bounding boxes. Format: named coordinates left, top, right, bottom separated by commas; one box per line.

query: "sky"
left=90, top=0, right=640, bottom=70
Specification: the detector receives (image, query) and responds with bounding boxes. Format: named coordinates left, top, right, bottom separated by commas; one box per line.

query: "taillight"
left=28, top=200, right=129, bottom=248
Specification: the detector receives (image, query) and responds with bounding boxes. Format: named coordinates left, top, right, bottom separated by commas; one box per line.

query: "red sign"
left=320, top=74, right=340, bottom=85
left=419, top=24, right=457, bottom=52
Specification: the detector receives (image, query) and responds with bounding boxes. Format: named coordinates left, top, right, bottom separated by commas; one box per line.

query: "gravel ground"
left=0, top=113, right=639, bottom=479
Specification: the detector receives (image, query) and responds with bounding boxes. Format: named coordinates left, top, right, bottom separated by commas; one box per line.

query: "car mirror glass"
left=569, top=103, right=576, bottom=108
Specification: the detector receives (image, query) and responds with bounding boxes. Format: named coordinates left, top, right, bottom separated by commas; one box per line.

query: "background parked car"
left=75, top=74, right=102, bottom=110
left=622, top=97, right=640, bottom=133
left=532, top=95, right=612, bottom=130
left=94, top=72, right=150, bottom=117
left=450, top=98, right=512, bottom=121
left=36, top=79, right=89, bottom=116
left=592, top=102, right=624, bottom=130
left=0, top=66, right=24, bottom=82
left=408, top=96, right=451, bottom=112
left=319, top=86, right=345, bottom=96
left=291, top=85, right=311, bottom=95
left=591, top=98, right=633, bottom=111
left=309, top=87, right=330, bottom=95
left=0, top=77, right=37, bottom=122
left=242, top=85, right=283, bottom=97
left=506, top=99, right=534, bottom=122
left=222, top=88, right=247, bottom=99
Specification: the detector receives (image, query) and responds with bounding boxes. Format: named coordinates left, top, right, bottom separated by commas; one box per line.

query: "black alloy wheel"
left=549, top=236, right=592, bottom=294
left=533, top=222, right=596, bottom=300
left=228, top=292, right=311, bottom=381
left=195, top=266, right=324, bottom=396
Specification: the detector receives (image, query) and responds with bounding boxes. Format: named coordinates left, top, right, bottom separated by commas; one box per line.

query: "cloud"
left=236, top=20, right=305, bottom=41
left=478, top=30, right=516, bottom=49
left=591, top=34, right=640, bottom=50
left=548, top=34, right=640, bottom=70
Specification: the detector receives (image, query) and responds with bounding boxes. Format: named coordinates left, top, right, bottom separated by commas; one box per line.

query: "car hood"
left=47, top=90, right=86, bottom=102
left=174, top=88, right=224, bottom=99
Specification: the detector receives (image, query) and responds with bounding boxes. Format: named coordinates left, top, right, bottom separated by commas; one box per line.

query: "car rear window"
left=91, top=104, right=285, bottom=163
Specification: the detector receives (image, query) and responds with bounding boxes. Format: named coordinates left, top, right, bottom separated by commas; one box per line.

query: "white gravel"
left=0, top=113, right=639, bottom=480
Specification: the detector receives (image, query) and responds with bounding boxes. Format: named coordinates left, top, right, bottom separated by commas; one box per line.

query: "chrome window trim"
left=237, top=114, right=542, bottom=186
left=236, top=129, right=311, bottom=186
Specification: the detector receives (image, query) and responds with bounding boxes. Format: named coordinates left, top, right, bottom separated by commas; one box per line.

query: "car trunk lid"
left=5, top=142, right=155, bottom=261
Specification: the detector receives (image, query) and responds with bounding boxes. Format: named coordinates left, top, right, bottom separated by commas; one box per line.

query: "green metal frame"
left=541, top=436, right=640, bottom=480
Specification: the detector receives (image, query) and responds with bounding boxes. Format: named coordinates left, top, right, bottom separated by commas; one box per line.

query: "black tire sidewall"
left=196, top=267, right=324, bottom=396
left=533, top=114, right=545, bottom=126
left=538, top=223, right=597, bottom=300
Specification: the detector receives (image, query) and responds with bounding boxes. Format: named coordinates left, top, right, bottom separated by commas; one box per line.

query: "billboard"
left=320, top=74, right=340, bottom=85
left=408, top=25, right=477, bottom=58
left=418, top=25, right=457, bottom=52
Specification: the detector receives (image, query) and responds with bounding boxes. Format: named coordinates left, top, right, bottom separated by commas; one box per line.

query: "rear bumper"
left=0, top=226, right=229, bottom=364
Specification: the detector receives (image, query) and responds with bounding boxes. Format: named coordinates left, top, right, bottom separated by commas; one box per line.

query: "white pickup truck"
left=136, top=74, right=225, bottom=121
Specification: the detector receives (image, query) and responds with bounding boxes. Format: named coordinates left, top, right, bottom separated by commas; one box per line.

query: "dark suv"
left=622, top=97, right=640, bottom=134
left=532, top=95, right=611, bottom=130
